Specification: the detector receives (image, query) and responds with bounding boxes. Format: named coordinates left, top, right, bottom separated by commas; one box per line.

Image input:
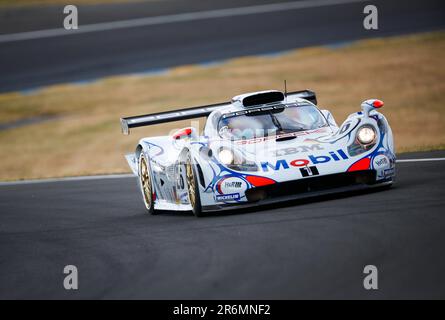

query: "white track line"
left=0, top=0, right=366, bottom=43
left=0, top=157, right=444, bottom=186
left=0, top=174, right=134, bottom=186
left=396, top=157, right=445, bottom=163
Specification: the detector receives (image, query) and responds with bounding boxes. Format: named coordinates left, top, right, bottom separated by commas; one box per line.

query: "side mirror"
left=361, top=99, right=384, bottom=117
left=172, top=127, right=197, bottom=140
left=172, top=127, right=198, bottom=149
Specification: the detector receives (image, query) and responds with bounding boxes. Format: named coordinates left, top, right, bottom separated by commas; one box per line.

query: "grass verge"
left=0, top=31, right=444, bottom=181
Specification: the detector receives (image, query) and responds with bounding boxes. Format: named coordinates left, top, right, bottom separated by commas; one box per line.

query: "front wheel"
left=185, top=154, right=203, bottom=217
left=139, top=153, right=156, bottom=214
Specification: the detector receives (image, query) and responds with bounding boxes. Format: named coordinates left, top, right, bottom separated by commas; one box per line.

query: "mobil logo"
left=261, top=149, right=349, bottom=172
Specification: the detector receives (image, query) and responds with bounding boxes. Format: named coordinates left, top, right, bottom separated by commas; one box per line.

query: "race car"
left=120, top=89, right=395, bottom=217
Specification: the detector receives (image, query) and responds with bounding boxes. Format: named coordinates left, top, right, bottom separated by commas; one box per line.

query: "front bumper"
left=202, top=170, right=393, bottom=212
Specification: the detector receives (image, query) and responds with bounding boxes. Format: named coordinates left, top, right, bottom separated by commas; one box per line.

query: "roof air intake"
left=233, top=90, right=285, bottom=108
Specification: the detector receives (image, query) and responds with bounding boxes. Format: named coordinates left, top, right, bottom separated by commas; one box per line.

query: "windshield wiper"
left=269, top=111, right=283, bottom=131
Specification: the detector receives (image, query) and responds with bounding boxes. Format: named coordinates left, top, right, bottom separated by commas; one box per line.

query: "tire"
left=185, top=154, right=203, bottom=217
left=138, top=153, right=156, bottom=215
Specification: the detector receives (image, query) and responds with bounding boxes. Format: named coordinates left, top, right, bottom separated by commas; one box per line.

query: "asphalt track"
left=0, top=0, right=444, bottom=92
left=0, top=150, right=444, bottom=299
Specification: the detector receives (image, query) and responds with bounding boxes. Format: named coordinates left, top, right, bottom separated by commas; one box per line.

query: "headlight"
left=357, top=126, right=376, bottom=145
left=218, top=149, right=234, bottom=165
left=217, top=148, right=258, bottom=171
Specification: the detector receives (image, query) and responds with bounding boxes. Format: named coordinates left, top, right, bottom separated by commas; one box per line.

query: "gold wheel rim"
left=140, top=157, right=152, bottom=208
left=186, top=160, right=196, bottom=208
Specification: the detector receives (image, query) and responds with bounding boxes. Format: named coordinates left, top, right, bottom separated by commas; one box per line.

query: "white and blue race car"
left=121, top=89, right=395, bottom=217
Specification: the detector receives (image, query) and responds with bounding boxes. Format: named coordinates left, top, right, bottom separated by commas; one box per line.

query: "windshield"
left=218, top=103, right=327, bottom=140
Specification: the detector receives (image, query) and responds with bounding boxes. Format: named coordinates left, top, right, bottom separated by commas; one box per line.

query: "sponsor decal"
left=261, top=149, right=349, bottom=172
left=215, top=193, right=240, bottom=201
left=274, top=144, right=323, bottom=157
left=216, top=176, right=247, bottom=194
left=300, top=166, right=319, bottom=177
left=373, top=154, right=389, bottom=169
left=235, top=128, right=328, bottom=145
left=225, top=181, right=242, bottom=188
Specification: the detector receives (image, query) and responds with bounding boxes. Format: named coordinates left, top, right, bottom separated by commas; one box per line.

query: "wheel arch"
left=178, top=145, right=207, bottom=190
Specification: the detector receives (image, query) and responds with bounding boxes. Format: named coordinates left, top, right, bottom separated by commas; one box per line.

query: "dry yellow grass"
left=0, top=31, right=444, bottom=181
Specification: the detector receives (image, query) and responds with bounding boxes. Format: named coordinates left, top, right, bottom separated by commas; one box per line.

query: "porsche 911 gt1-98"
left=120, top=89, right=395, bottom=217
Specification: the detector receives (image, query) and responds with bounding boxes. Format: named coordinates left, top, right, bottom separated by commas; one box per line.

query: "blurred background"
left=0, top=0, right=444, bottom=181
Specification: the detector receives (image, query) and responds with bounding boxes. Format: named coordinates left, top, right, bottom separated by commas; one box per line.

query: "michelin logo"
left=215, top=193, right=240, bottom=201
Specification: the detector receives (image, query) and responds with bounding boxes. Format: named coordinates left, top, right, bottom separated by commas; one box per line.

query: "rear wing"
left=120, top=89, right=316, bottom=135
left=287, top=89, right=317, bottom=105
left=120, top=102, right=229, bottom=135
